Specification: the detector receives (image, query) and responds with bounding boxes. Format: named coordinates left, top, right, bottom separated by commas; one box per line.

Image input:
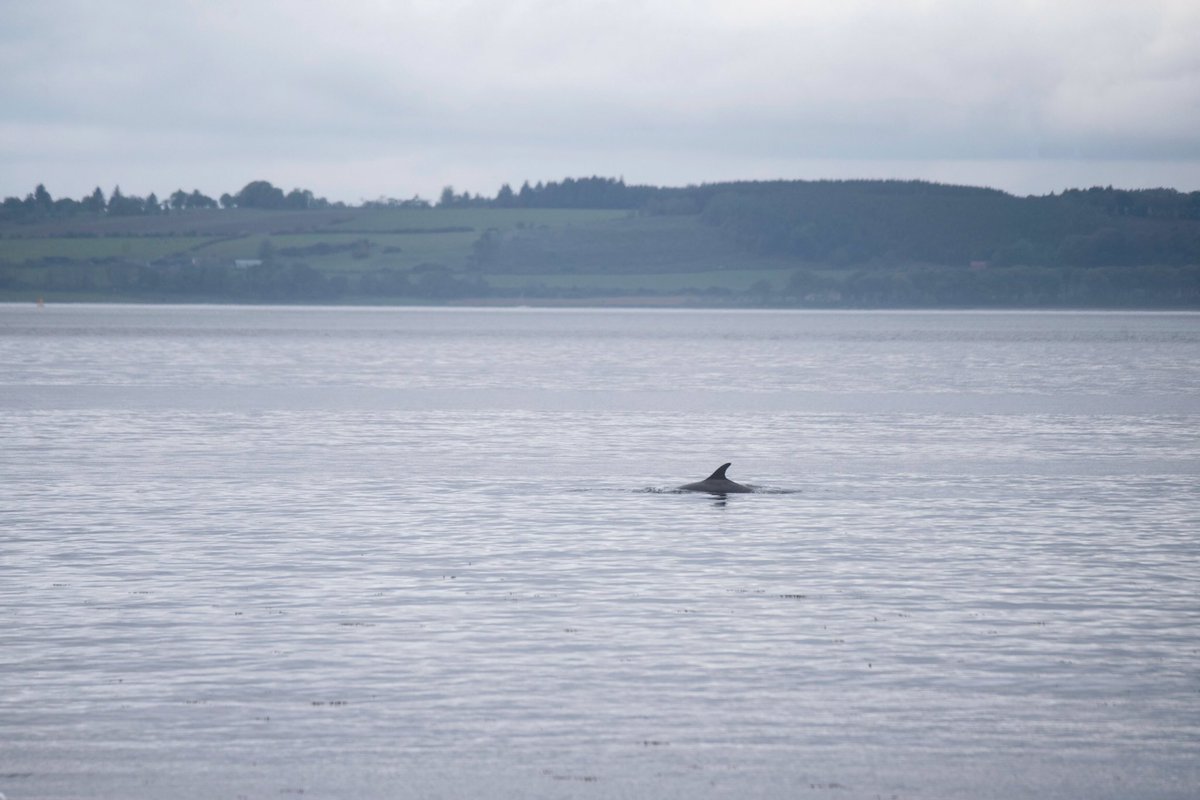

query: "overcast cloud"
left=3, top=0, right=1199, bottom=202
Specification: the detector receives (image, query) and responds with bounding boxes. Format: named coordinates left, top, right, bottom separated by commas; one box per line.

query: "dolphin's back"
left=679, top=462, right=753, bottom=493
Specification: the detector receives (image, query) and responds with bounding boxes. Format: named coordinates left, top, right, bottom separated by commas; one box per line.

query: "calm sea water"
left=2, top=304, right=1198, bottom=800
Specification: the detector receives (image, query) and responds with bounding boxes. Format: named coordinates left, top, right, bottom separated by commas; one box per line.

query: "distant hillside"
left=2, top=179, right=1198, bottom=307
left=683, top=180, right=1200, bottom=269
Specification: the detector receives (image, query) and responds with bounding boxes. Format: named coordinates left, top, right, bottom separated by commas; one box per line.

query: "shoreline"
left=3, top=294, right=1199, bottom=312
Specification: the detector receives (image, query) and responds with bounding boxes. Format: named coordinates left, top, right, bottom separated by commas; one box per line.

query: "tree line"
left=1, top=180, right=335, bottom=221
left=2, top=175, right=653, bottom=220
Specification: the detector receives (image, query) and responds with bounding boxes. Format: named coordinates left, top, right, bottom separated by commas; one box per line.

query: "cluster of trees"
left=498, top=176, right=657, bottom=209
left=226, top=180, right=332, bottom=211
left=1060, top=186, right=1200, bottom=220
left=167, top=189, right=219, bottom=211
left=0, top=181, right=333, bottom=221
left=442, top=176, right=657, bottom=210
left=1, top=184, right=160, bottom=219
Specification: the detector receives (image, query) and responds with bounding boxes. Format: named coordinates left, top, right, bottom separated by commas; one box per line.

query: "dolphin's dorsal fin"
left=706, top=463, right=732, bottom=481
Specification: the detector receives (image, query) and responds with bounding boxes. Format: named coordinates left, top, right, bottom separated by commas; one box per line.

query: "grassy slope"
left=1, top=207, right=628, bottom=266
left=1, top=207, right=800, bottom=299
left=0, top=235, right=213, bottom=261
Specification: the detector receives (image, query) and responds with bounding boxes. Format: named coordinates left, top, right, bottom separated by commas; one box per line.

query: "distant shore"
left=4, top=183, right=1198, bottom=308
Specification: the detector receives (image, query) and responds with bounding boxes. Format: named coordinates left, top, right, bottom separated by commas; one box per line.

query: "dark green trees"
left=236, top=180, right=286, bottom=209
left=82, top=187, right=106, bottom=213
left=169, top=189, right=218, bottom=211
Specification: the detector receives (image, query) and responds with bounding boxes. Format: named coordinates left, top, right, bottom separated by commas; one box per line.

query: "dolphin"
left=678, top=463, right=753, bottom=494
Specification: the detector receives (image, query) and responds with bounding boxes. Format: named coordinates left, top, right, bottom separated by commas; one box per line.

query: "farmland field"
left=0, top=206, right=796, bottom=303
left=0, top=235, right=213, bottom=262
left=0, top=207, right=635, bottom=272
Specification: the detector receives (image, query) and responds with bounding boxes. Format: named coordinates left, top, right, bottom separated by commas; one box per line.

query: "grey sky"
left=3, top=0, right=1199, bottom=203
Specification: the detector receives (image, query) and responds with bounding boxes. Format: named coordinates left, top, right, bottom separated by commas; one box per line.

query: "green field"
left=327, top=207, right=630, bottom=232
left=186, top=231, right=485, bottom=269
left=0, top=207, right=635, bottom=272
left=0, top=235, right=213, bottom=261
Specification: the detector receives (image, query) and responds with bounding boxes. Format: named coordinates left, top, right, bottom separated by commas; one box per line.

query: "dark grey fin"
left=706, top=463, right=732, bottom=481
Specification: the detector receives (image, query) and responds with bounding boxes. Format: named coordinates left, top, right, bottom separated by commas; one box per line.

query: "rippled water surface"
left=2, top=305, right=1198, bottom=799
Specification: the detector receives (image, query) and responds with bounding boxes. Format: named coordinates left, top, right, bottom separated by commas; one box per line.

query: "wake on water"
left=637, top=486, right=801, bottom=495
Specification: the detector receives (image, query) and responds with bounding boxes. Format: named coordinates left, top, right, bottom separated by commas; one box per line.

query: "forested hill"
left=452, top=177, right=1200, bottom=269
left=669, top=180, right=1200, bottom=269
left=435, top=175, right=1200, bottom=268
